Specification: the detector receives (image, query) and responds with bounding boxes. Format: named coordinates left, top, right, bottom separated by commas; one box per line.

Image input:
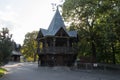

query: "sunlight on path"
left=4, top=63, right=23, bottom=68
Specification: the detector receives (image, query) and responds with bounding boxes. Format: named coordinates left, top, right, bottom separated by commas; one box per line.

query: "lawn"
left=0, top=68, right=7, bottom=78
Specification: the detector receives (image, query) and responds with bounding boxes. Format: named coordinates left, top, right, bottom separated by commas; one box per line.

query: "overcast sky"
left=0, top=0, right=63, bottom=45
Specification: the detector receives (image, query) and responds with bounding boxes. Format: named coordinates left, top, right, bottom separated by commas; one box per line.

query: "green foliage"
left=21, top=31, right=38, bottom=62
left=63, top=0, right=120, bottom=64
left=0, top=28, right=13, bottom=66
left=0, top=68, right=7, bottom=77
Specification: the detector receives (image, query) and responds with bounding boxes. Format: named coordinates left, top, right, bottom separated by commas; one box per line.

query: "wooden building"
left=36, top=8, right=78, bottom=67
left=11, top=42, right=21, bottom=62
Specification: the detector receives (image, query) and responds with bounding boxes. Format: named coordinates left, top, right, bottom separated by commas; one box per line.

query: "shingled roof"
left=37, top=7, right=77, bottom=38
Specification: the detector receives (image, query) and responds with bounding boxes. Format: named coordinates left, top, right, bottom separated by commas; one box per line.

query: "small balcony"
left=37, top=47, right=75, bottom=54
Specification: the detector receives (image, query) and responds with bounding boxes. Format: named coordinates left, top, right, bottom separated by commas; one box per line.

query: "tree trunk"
left=111, top=42, right=116, bottom=64
left=34, top=53, right=36, bottom=62
left=91, top=41, right=96, bottom=63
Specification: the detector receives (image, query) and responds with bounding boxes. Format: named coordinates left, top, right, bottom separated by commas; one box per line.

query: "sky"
left=0, top=0, right=64, bottom=45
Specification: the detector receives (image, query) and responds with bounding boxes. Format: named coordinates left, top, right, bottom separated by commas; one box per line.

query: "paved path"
left=0, top=62, right=120, bottom=80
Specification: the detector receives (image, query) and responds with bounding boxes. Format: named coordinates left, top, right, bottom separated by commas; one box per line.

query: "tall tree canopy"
left=62, top=0, right=120, bottom=64
left=21, top=31, right=38, bottom=62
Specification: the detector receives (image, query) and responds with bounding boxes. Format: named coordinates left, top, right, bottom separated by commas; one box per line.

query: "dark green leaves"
left=63, top=0, right=120, bottom=64
left=0, top=28, right=13, bottom=66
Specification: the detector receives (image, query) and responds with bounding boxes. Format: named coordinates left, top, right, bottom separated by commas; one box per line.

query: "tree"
left=21, top=31, right=38, bottom=62
left=62, top=0, right=120, bottom=64
left=0, top=28, right=13, bottom=66
left=63, top=0, right=100, bottom=62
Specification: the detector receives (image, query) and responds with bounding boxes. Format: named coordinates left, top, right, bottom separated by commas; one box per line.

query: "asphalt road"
left=0, top=62, right=120, bottom=80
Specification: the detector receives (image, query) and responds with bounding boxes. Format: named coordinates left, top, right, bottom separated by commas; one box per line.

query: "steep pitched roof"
left=38, top=7, right=66, bottom=37
left=47, top=7, right=66, bottom=36
left=40, top=28, right=48, bottom=36
left=37, top=7, right=77, bottom=38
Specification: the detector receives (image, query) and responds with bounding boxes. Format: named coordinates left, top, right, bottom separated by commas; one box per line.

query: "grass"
left=0, top=68, right=7, bottom=78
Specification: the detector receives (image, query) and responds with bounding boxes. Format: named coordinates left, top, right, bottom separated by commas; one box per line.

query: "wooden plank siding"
left=38, top=47, right=75, bottom=54
left=38, top=54, right=77, bottom=67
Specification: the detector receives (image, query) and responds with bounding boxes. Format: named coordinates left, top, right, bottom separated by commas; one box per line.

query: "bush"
left=0, top=39, right=13, bottom=66
left=0, top=68, right=7, bottom=77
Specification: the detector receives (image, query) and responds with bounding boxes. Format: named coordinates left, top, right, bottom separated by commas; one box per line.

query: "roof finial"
left=51, top=0, right=64, bottom=12
left=57, top=5, right=59, bottom=10
left=51, top=3, right=60, bottom=12
left=51, top=3, right=56, bottom=11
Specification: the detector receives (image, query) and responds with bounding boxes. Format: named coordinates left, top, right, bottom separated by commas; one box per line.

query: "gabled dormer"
left=55, top=27, right=69, bottom=37
left=36, top=29, right=44, bottom=39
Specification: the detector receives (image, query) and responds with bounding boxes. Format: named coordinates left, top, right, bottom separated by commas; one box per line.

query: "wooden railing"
left=38, top=47, right=75, bottom=54
left=74, top=61, right=120, bottom=70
